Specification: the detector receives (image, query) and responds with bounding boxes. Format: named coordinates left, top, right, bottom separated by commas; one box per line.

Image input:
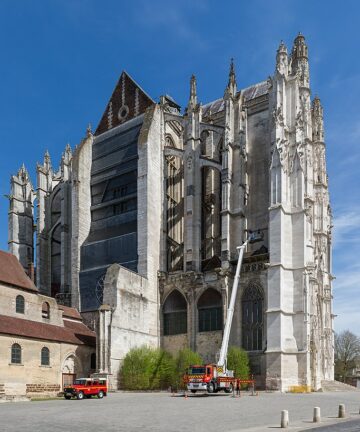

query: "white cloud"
left=333, top=211, right=360, bottom=248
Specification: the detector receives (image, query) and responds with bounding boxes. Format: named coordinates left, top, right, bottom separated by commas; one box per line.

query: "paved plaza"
left=1, top=391, right=360, bottom=432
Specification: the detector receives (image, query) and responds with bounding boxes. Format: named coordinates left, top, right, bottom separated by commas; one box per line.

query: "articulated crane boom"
left=217, top=231, right=264, bottom=371
left=184, top=231, right=263, bottom=394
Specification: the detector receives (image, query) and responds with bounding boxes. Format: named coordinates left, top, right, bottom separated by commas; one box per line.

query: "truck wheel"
left=207, top=382, right=215, bottom=394
left=77, top=391, right=84, bottom=400
left=98, top=390, right=104, bottom=399
left=64, top=395, right=71, bottom=400
left=190, top=390, right=197, bottom=394
left=224, top=384, right=233, bottom=394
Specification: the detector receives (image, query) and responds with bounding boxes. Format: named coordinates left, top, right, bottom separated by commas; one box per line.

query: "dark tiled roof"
left=0, top=250, right=37, bottom=292
left=242, top=81, right=268, bottom=101
left=0, top=314, right=96, bottom=346
left=202, top=98, right=225, bottom=117
left=202, top=80, right=268, bottom=118
left=58, top=304, right=82, bottom=320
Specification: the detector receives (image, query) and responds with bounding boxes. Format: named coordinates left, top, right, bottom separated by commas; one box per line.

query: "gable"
left=95, top=71, right=155, bottom=136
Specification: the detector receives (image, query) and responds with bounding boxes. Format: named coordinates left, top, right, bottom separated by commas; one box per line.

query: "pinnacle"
left=188, top=74, right=198, bottom=110
left=86, top=123, right=92, bottom=137
left=225, top=58, right=237, bottom=97
left=278, top=40, right=287, bottom=53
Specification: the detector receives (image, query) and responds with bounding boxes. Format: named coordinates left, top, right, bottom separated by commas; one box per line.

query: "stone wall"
left=0, top=334, right=94, bottom=396
left=0, top=283, right=63, bottom=326
left=71, top=133, right=93, bottom=310
left=101, top=264, right=159, bottom=389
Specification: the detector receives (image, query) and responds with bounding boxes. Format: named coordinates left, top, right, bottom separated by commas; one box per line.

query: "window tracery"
left=242, top=283, right=264, bottom=351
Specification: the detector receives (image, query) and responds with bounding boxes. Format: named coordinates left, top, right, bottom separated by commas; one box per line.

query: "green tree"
left=335, top=330, right=360, bottom=382
left=121, top=346, right=176, bottom=390
left=175, top=348, right=202, bottom=389
left=227, top=346, right=250, bottom=379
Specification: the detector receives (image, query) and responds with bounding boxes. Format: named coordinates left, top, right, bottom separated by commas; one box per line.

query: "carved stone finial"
left=312, top=96, right=324, bottom=142
left=226, top=58, right=237, bottom=97
left=276, top=40, right=288, bottom=75
left=188, top=74, right=198, bottom=111
left=18, top=163, right=28, bottom=179
left=86, top=123, right=93, bottom=137
left=44, top=150, right=52, bottom=171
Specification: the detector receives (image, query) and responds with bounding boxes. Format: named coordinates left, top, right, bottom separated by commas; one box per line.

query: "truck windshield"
left=188, top=367, right=206, bottom=375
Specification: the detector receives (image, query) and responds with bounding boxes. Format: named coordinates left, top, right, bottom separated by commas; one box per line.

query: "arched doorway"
left=61, top=354, right=81, bottom=388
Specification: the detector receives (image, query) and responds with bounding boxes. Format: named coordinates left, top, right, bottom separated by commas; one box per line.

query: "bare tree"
left=335, top=330, right=360, bottom=382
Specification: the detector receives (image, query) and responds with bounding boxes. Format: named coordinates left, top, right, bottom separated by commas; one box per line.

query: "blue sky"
left=0, top=0, right=359, bottom=334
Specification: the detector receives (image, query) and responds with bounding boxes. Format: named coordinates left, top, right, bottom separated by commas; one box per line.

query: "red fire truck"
left=184, top=364, right=234, bottom=393
left=63, top=377, right=108, bottom=400
left=184, top=232, right=263, bottom=394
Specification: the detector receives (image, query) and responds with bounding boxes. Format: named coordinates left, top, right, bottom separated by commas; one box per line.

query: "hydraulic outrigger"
left=185, top=231, right=263, bottom=394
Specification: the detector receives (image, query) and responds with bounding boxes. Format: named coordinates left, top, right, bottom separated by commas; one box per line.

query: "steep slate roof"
left=95, top=71, right=155, bottom=136
left=0, top=250, right=37, bottom=292
left=0, top=314, right=96, bottom=346
left=58, top=304, right=82, bottom=321
left=202, top=80, right=269, bottom=118
left=242, top=80, right=268, bottom=101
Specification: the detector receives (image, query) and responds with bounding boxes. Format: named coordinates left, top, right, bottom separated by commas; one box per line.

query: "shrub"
left=227, top=346, right=250, bottom=380
left=175, top=348, right=202, bottom=389
left=121, top=346, right=176, bottom=390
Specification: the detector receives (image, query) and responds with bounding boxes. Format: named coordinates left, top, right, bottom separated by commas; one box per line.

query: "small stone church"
left=7, top=33, right=334, bottom=391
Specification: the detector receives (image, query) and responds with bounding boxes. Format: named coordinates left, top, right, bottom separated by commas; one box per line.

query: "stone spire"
left=292, top=32, right=308, bottom=60
left=17, top=163, right=29, bottom=182
left=62, top=143, right=72, bottom=166
left=291, top=33, right=309, bottom=87
left=225, top=58, right=237, bottom=97
left=43, top=150, right=52, bottom=172
left=276, top=40, right=289, bottom=76
left=86, top=123, right=93, bottom=138
left=187, top=74, right=198, bottom=111
left=312, top=96, right=324, bottom=142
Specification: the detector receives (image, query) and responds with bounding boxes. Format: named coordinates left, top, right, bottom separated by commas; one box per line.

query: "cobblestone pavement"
left=1, top=391, right=360, bottom=432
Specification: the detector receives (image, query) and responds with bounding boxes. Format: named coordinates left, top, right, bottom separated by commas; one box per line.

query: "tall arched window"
left=42, top=302, right=50, bottom=319
left=163, top=290, right=187, bottom=335
left=16, top=295, right=25, bottom=314
left=242, top=284, right=264, bottom=351
left=198, top=288, right=222, bottom=332
left=165, top=137, right=183, bottom=272
left=11, top=343, right=22, bottom=364
left=41, top=347, right=50, bottom=366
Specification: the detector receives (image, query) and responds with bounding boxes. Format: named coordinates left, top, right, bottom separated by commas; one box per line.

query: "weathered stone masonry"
left=7, top=34, right=334, bottom=391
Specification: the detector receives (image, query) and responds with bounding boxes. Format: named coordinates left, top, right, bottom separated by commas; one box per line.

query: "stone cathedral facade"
left=7, top=34, right=334, bottom=391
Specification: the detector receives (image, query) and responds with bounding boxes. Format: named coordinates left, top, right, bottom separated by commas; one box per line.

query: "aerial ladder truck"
left=184, top=231, right=263, bottom=394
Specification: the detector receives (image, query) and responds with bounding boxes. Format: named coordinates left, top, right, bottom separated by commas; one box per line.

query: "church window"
left=113, top=197, right=137, bottom=215
left=11, top=343, right=22, bottom=364
left=270, top=149, right=281, bottom=205
left=42, top=302, right=50, bottom=319
left=242, top=284, right=264, bottom=351
left=16, top=295, right=25, bottom=314
left=198, top=289, right=222, bottom=332
left=163, top=290, right=187, bottom=336
left=41, top=347, right=50, bottom=366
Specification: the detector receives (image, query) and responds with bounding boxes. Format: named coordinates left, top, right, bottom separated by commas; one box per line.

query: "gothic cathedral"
left=7, top=34, right=334, bottom=391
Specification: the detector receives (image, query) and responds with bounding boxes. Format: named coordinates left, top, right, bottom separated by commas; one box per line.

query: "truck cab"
left=63, top=377, right=108, bottom=400
left=184, top=364, right=233, bottom=394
